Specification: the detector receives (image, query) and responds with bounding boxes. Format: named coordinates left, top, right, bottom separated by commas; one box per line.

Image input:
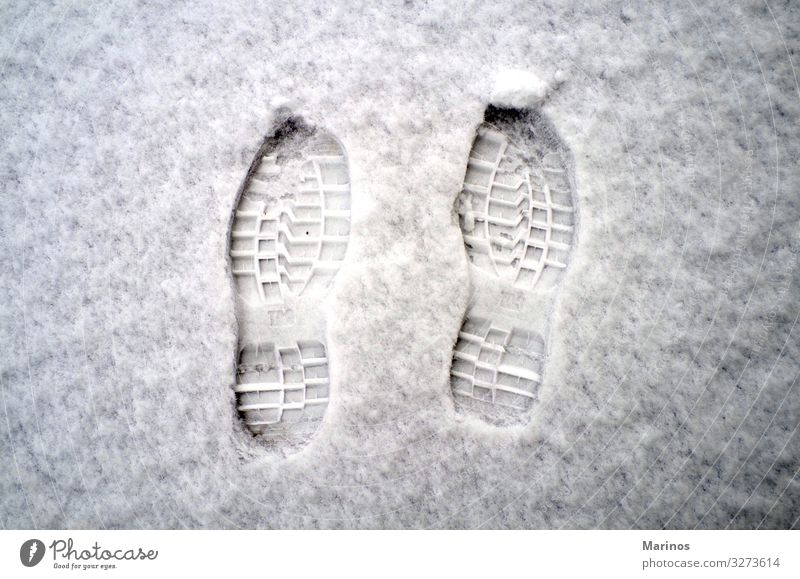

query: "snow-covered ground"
left=1, top=0, right=798, bottom=528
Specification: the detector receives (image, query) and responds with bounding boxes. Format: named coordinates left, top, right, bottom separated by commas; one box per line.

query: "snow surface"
left=1, top=0, right=798, bottom=529
left=490, top=69, right=551, bottom=108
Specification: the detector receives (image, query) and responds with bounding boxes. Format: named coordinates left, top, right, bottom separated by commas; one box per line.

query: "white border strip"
left=1, top=530, right=797, bottom=578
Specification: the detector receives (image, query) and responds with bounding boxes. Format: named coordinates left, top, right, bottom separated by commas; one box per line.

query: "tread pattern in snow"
left=457, top=123, right=575, bottom=289
left=450, top=317, right=544, bottom=411
left=230, top=126, right=350, bottom=307
left=234, top=341, right=329, bottom=435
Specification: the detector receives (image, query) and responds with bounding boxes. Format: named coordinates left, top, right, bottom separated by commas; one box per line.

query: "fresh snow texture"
left=490, top=69, right=551, bottom=108
left=1, top=0, right=799, bottom=529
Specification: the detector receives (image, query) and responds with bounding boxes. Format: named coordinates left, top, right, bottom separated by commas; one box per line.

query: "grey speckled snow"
left=1, top=0, right=798, bottom=529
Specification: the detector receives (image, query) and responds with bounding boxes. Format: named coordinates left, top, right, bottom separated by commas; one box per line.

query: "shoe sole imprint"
left=451, top=317, right=545, bottom=420
left=452, top=106, right=577, bottom=425
left=230, top=121, right=350, bottom=307
left=229, top=117, right=350, bottom=443
left=235, top=341, right=329, bottom=436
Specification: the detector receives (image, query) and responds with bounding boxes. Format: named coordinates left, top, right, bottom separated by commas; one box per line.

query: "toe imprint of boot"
left=457, top=117, right=575, bottom=290
left=230, top=123, right=351, bottom=307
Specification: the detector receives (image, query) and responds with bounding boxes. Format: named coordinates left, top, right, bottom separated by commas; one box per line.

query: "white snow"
left=490, top=69, right=552, bottom=108
left=0, top=0, right=798, bottom=530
